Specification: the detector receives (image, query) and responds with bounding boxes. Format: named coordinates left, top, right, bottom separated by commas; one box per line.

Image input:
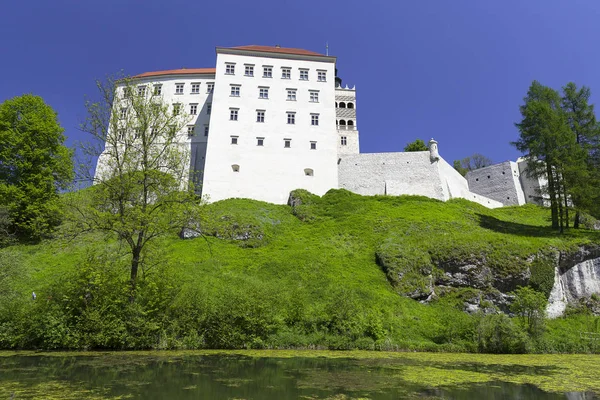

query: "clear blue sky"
left=2, top=0, right=599, bottom=164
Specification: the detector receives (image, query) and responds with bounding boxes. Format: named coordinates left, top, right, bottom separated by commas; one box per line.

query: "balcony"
left=337, top=125, right=356, bottom=131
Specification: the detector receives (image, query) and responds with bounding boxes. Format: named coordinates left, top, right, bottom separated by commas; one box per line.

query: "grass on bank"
left=0, top=189, right=599, bottom=352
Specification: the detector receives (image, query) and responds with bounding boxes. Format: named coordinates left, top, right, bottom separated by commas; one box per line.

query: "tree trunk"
left=574, top=211, right=580, bottom=229
left=546, top=163, right=559, bottom=230
left=130, top=246, right=141, bottom=301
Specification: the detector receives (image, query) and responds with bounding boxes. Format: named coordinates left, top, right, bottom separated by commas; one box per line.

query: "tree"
left=71, top=74, right=201, bottom=295
left=561, top=83, right=600, bottom=227
left=510, top=286, right=547, bottom=339
left=452, top=153, right=493, bottom=176
left=403, top=139, right=429, bottom=152
left=513, top=81, right=580, bottom=232
left=0, top=94, right=73, bottom=241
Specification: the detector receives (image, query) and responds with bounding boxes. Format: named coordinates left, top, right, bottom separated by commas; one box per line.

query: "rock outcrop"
left=547, top=245, right=600, bottom=318
left=378, top=243, right=600, bottom=317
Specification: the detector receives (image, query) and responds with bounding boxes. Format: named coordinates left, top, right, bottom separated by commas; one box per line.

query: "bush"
left=477, top=313, right=530, bottom=353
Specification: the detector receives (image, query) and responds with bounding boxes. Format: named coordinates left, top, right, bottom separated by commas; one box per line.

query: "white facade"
left=95, top=45, right=505, bottom=209
left=200, top=47, right=338, bottom=204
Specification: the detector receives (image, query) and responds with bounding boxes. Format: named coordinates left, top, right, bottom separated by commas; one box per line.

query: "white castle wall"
left=517, top=159, right=548, bottom=206
left=465, top=161, right=526, bottom=206
left=338, top=149, right=503, bottom=208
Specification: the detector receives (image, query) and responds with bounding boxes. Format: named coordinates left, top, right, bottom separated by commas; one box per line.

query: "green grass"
left=1, top=189, right=599, bottom=351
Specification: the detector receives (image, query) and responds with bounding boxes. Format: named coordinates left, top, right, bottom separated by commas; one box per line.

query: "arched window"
left=232, top=164, right=240, bottom=172
left=347, top=120, right=354, bottom=127
left=335, top=102, right=338, bottom=108
left=304, top=168, right=314, bottom=176
left=347, top=102, right=354, bottom=109
left=339, top=119, right=346, bottom=126
left=339, top=102, right=346, bottom=108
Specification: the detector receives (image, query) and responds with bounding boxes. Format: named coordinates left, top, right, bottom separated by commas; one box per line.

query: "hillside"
left=1, top=189, right=599, bottom=353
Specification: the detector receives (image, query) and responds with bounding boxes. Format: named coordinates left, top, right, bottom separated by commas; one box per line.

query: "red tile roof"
left=228, top=45, right=325, bottom=56
left=133, top=68, right=216, bottom=78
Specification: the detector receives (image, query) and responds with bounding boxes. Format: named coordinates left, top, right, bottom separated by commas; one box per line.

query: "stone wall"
left=466, top=161, right=526, bottom=206
left=338, top=151, right=503, bottom=208
left=338, top=151, right=445, bottom=199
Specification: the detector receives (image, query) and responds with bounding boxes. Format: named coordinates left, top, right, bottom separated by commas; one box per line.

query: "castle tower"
left=335, top=69, right=360, bottom=155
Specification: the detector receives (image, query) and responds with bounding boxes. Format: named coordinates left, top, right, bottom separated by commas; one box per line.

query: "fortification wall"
left=437, top=158, right=504, bottom=208
left=466, top=161, right=526, bottom=206
left=338, top=151, right=445, bottom=199
left=518, top=159, right=548, bottom=206
left=338, top=151, right=503, bottom=208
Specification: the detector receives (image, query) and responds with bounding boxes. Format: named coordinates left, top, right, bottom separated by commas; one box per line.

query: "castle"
left=95, top=45, right=544, bottom=209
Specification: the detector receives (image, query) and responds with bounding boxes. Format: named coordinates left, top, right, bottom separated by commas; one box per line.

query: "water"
left=0, top=352, right=597, bottom=399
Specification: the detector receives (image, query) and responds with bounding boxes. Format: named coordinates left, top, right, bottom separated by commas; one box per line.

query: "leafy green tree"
left=452, top=154, right=492, bottom=176
left=561, top=83, right=600, bottom=227
left=403, top=139, right=429, bottom=152
left=453, top=160, right=469, bottom=176
left=0, top=95, right=73, bottom=241
left=71, top=75, right=201, bottom=295
left=510, top=286, right=547, bottom=339
left=513, top=81, right=578, bottom=231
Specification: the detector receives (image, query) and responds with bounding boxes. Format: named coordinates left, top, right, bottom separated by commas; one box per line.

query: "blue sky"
left=2, top=0, right=599, bottom=165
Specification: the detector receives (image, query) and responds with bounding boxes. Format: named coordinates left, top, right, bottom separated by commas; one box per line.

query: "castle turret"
left=335, top=69, right=359, bottom=155
left=429, top=138, right=439, bottom=162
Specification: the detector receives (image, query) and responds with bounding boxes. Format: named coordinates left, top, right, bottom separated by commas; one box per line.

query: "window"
left=309, top=90, right=319, bottom=103
left=153, top=84, right=162, bottom=95
left=304, top=168, right=314, bottom=176
left=225, top=63, right=235, bottom=75
left=257, top=137, right=264, bottom=146
left=311, top=114, right=319, bottom=126
left=263, top=66, right=272, bottom=78
left=339, top=102, right=346, bottom=108
left=287, top=89, right=297, bottom=101
left=259, top=87, right=269, bottom=99
left=284, top=139, right=291, bottom=148
left=134, top=127, right=143, bottom=139
left=347, top=102, right=354, bottom=109
left=175, top=83, right=184, bottom=94
left=123, top=87, right=132, bottom=98
left=245, top=65, right=254, bottom=76
left=204, top=125, right=209, bottom=136
left=230, top=108, right=238, bottom=121
left=117, top=129, right=125, bottom=141
left=137, top=85, right=146, bottom=96
left=232, top=164, right=240, bottom=172
left=207, top=83, right=214, bottom=93
left=191, top=83, right=200, bottom=94
left=231, top=136, right=238, bottom=145
left=120, top=107, right=127, bottom=119
left=299, top=69, right=308, bottom=80
left=230, top=85, right=240, bottom=97
left=310, top=141, right=317, bottom=150
left=341, top=136, right=347, bottom=146
left=287, top=112, right=295, bottom=124
left=207, top=104, right=212, bottom=115
left=281, top=67, right=291, bottom=79
left=256, top=110, right=265, bottom=123
left=173, top=103, right=181, bottom=115
left=187, top=125, right=195, bottom=136
left=190, top=104, right=198, bottom=115
left=317, top=70, right=327, bottom=82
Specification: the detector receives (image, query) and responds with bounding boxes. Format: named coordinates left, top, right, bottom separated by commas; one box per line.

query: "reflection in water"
left=0, top=354, right=596, bottom=399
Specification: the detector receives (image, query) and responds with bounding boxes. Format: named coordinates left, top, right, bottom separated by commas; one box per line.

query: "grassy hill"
left=1, top=189, right=599, bottom=352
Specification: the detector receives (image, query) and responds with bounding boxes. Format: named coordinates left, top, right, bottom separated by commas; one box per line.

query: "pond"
left=0, top=350, right=598, bottom=399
